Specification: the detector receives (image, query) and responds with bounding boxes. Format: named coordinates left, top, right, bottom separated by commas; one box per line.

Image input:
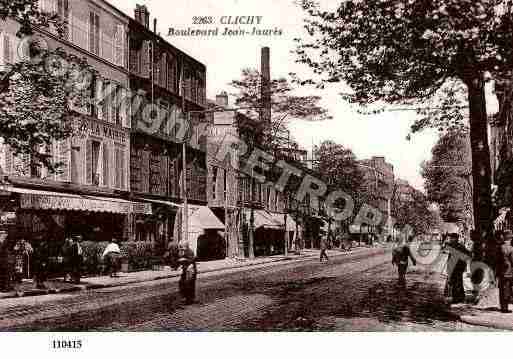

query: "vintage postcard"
left=0, top=0, right=512, bottom=354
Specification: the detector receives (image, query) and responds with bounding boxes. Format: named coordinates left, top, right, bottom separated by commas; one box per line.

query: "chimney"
left=260, top=47, right=271, bottom=125
left=135, top=4, right=150, bottom=28
left=216, top=91, right=229, bottom=107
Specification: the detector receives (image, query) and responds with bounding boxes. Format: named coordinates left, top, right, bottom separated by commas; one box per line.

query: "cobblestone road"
left=0, top=248, right=495, bottom=331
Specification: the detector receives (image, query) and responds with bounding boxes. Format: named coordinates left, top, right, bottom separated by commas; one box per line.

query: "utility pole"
left=180, top=64, right=188, bottom=246
left=248, top=170, right=255, bottom=259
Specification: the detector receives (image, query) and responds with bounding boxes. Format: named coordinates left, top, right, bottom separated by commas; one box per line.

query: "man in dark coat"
left=497, top=230, right=513, bottom=313
left=177, top=242, right=197, bottom=305
left=444, top=233, right=469, bottom=304
left=392, top=237, right=417, bottom=287
left=0, top=230, right=13, bottom=292
left=33, top=238, right=49, bottom=289
left=61, top=236, right=74, bottom=282
left=69, top=235, right=84, bottom=284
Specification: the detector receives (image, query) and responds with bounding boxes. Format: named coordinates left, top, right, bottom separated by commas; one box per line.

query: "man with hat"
left=69, top=234, right=84, bottom=284
left=176, top=241, right=197, bottom=305
left=497, top=230, right=513, bottom=313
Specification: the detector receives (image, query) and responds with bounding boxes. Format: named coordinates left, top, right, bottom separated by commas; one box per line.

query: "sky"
left=108, top=0, right=498, bottom=191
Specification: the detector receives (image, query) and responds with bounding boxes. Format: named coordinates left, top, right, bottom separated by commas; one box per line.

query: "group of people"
left=391, top=230, right=513, bottom=313
left=0, top=233, right=125, bottom=292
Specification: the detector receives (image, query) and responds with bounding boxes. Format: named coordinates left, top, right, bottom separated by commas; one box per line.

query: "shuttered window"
left=89, top=11, right=100, bottom=56
left=95, top=77, right=104, bottom=120
left=57, top=0, right=70, bottom=39
left=141, top=40, right=151, bottom=78
left=102, top=142, right=109, bottom=187
left=55, top=139, right=70, bottom=182
left=114, top=146, right=125, bottom=190
left=114, top=24, right=125, bottom=67
left=212, top=167, right=218, bottom=200
left=85, top=139, right=101, bottom=185
left=102, top=81, right=111, bottom=123
left=0, top=32, right=13, bottom=68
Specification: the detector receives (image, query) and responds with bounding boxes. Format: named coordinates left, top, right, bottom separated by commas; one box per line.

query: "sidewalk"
left=451, top=286, right=513, bottom=330
left=0, top=246, right=373, bottom=300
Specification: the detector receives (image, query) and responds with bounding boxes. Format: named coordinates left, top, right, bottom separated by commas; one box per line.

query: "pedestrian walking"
left=61, top=236, right=74, bottom=282
left=497, top=230, right=513, bottom=313
left=69, top=234, right=84, bottom=284
left=392, top=237, right=416, bottom=287
left=176, top=242, right=197, bottom=305
left=444, top=233, right=468, bottom=304
left=102, top=238, right=121, bottom=277
left=320, top=239, right=329, bottom=262
left=33, top=238, right=49, bottom=289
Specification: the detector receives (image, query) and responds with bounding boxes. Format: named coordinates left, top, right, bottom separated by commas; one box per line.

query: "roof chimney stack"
left=134, top=4, right=150, bottom=28
left=216, top=91, right=229, bottom=107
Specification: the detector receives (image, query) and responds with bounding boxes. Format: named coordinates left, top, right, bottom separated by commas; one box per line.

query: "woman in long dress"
left=177, top=242, right=197, bottom=305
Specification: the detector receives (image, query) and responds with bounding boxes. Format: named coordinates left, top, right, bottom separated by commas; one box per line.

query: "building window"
left=0, top=32, right=14, bottom=67
left=86, top=139, right=101, bottom=185
left=89, top=11, right=100, bottom=56
left=102, top=142, right=109, bottom=187
left=57, top=0, right=70, bottom=39
left=212, top=167, right=218, bottom=200
left=114, top=24, right=125, bottom=67
left=223, top=169, right=227, bottom=202
left=114, top=145, right=125, bottom=189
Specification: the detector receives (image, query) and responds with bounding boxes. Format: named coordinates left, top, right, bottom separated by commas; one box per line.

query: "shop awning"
left=3, top=186, right=151, bottom=215
left=189, top=205, right=225, bottom=230
left=242, top=209, right=282, bottom=229
left=175, top=205, right=224, bottom=231
left=134, top=197, right=181, bottom=209
left=267, top=213, right=298, bottom=232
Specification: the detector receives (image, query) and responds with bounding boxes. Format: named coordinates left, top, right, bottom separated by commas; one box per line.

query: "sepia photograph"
left=1, top=0, right=513, bottom=354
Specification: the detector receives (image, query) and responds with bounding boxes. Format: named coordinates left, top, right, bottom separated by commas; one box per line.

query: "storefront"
left=0, top=185, right=151, bottom=242
left=131, top=197, right=180, bottom=257
left=241, top=209, right=298, bottom=257
left=173, top=205, right=225, bottom=261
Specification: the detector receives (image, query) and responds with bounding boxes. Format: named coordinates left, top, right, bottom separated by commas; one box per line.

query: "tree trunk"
left=465, top=74, right=493, bottom=261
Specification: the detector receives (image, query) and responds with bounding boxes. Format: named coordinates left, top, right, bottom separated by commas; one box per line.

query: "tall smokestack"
left=260, top=47, right=271, bottom=125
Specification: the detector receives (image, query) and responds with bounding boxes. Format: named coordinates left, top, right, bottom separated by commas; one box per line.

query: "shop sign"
left=0, top=212, right=16, bottom=225
left=88, top=120, right=128, bottom=144
left=19, top=194, right=143, bottom=214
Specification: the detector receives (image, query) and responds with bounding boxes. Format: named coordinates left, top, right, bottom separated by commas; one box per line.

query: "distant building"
left=358, top=156, right=395, bottom=233
left=206, top=92, right=299, bottom=258
left=394, top=179, right=416, bottom=203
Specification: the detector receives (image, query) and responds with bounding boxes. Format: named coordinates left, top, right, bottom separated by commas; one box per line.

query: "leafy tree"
left=0, top=0, right=93, bottom=173
left=392, top=184, right=440, bottom=236
left=229, top=68, right=331, bottom=156
left=421, top=131, right=473, bottom=233
left=294, top=0, right=512, bottom=258
left=313, top=140, right=374, bottom=229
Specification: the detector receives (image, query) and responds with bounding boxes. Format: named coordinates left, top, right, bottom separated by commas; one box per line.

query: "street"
left=0, top=248, right=494, bottom=331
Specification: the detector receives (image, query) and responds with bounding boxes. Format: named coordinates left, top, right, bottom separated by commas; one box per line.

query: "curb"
left=0, top=247, right=379, bottom=299
left=459, top=314, right=513, bottom=331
